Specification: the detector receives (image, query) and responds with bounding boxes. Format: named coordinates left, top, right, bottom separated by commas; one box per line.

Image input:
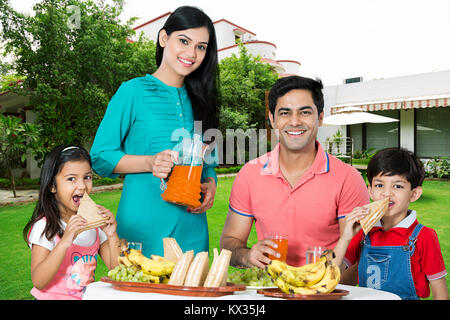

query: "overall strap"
left=360, top=233, right=372, bottom=247
left=403, top=224, right=424, bottom=254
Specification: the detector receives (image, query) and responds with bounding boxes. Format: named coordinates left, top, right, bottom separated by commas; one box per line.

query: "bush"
left=353, top=148, right=377, bottom=160
left=215, top=165, right=244, bottom=175
left=0, top=177, right=40, bottom=190
left=424, top=157, right=450, bottom=179
left=0, top=175, right=124, bottom=190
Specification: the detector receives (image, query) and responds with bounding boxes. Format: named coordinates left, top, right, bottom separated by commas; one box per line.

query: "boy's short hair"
left=268, top=75, right=324, bottom=116
left=367, top=147, right=425, bottom=189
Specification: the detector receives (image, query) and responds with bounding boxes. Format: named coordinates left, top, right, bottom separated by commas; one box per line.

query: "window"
left=366, top=110, right=399, bottom=151
left=344, top=77, right=363, bottom=84
left=416, top=107, right=450, bottom=157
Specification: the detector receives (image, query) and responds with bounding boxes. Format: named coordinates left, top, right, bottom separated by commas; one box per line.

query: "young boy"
left=333, top=147, right=448, bottom=300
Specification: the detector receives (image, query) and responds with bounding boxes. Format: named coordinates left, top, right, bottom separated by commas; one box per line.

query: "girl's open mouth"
left=73, top=195, right=83, bottom=206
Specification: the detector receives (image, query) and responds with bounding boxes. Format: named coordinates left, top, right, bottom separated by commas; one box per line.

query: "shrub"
left=424, top=157, right=450, bottom=179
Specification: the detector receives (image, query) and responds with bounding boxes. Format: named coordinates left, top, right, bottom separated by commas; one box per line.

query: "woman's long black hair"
left=156, top=6, right=220, bottom=133
left=23, top=145, right=92, bottom=245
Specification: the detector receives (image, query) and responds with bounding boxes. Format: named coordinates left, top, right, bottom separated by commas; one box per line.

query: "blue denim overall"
left=358, top=224, right=424, bottom=300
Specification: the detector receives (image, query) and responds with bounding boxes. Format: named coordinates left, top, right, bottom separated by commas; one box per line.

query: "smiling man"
left=220, top=76, right=370, bottom=268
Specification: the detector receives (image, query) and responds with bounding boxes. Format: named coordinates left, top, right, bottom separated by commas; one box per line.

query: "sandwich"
left=360, top=197, right=389, bottom=234
left=77, top=192, right=108, bottom=233
left=184, top=251, right=210, bottom=287
left=163, top=237, right=183, bottom=263
left=167, top=250, right=194, bottom=286
left=203, top=248, right=232, bottom=288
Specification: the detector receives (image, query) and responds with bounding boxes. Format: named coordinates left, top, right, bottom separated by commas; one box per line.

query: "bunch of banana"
left=120, top=249, right=175, bottom=277
left=266, top=250, right=340, bottom=295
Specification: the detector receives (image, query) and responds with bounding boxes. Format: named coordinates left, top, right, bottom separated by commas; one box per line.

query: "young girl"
left=23, top=145, right=120, bottom=300
left=90, top=6, right=219, bottom=257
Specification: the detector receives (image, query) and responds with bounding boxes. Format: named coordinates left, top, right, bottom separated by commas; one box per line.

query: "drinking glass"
left=305, top=246, right=327, bottom=264
left=266, top=233, right=288, bottom=262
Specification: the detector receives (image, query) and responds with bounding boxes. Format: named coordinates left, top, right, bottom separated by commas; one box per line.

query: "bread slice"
left=163, top=237, right=183, bottom=263
left=167, top=250, right=194, bottom=286
left=203, top=248, right=231, bottom=288
left=77, top=192, right=107, bottom=232
left=360, top=197, right=389, bottom=234
left=184, top=251, right=209, bottom=287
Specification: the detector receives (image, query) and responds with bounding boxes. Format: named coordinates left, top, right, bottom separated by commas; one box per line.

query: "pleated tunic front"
left=90, top=74, right=217, bottom=257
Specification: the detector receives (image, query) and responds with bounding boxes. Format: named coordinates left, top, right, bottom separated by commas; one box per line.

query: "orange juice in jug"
left=161, top=135, right=204, bottom=208
left=161, top=164, right=203, bottom=208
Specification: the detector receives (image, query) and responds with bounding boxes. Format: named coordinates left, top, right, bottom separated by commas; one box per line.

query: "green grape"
left=226, top=266, right=274, bottom=287
left=127, top=266, right=136, bottom=275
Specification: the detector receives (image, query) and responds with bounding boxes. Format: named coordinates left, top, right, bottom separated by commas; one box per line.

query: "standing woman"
left=90, top=6, right=219, bottom=257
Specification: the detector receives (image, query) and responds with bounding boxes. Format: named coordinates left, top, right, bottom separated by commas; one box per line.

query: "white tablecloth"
left=83, top=281, right=401, bottom=300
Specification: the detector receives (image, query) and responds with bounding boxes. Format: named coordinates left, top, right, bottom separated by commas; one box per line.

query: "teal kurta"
left=90, top=74, right=217, bottom=257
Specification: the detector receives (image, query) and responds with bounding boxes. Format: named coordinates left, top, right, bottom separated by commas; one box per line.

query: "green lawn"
left=0, top=177, right=448, bottom=300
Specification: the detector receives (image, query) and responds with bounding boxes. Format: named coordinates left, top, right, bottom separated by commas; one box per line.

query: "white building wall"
left=244, top=42, right=276, bottom=60
left=320, top=70, right=450, bottom=151
left=318, top=85, right=341, bottom=145
left=218, top=46, right=240, bottom=60
left=278, top=61, right=301, bottom=75
left=133, top=16, right=169, bottom=41
left=214, top=21, right=238, bottom=49
left=328, top=70, right=450, bottom=105
left=218, top=42, right=277, bottom=62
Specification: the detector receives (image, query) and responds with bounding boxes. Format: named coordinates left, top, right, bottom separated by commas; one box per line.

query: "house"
left=1, top=12, right=301, bottom=179
left=132, top=12, right=301, bottom=76
left=318, top=70, right=450, bottom=159
left=0, top=81, right=41, bottom=179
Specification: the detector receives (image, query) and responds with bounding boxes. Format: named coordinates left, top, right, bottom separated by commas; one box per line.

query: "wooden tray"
left=101, top=277, right=246, bottom=297
left=256, top=288, right=349, bottom=300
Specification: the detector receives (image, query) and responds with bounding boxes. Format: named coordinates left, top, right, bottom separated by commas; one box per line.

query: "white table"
left=83, top=281, right=401, bottom=300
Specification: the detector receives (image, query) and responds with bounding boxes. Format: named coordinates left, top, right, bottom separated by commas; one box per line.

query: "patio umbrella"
left=323, top=106, right=399, bottom=126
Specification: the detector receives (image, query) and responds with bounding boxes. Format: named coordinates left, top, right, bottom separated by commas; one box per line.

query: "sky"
left=8, top=0, right=450, bottom=86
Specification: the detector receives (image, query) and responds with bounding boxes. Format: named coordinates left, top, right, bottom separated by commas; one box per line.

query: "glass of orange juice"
left=266, top=233, right=288, bottom=262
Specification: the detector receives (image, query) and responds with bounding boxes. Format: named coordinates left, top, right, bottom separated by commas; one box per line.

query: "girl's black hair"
left=367, top=147, right=425, bottom=189
left=156, top=6, right=220, bottom=133
left=23, top=145, right=92, bottom=245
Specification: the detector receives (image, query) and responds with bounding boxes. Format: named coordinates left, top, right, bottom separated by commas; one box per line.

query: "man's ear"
left=158, top=29, right=168, bottom=48
left=318, top=111, right=324, bottom=127
left=269, top=111, right=274, bottom=129
left=410, top=186, right=423, bottom=203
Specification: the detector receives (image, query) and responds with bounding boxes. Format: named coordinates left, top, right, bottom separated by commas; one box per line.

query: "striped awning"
left=330, top=93, right=450, bottom=115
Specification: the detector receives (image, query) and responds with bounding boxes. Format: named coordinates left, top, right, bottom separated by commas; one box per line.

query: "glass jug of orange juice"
left=161, top=134, right=205, bottom=208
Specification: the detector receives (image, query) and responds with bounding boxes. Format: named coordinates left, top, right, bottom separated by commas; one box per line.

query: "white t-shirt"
left=28, top=218, right=108, bottom=250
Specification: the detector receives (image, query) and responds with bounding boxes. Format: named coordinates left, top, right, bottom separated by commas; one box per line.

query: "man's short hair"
left=268, top=75, right=324, bottom=116
left=367, top=147, right=425, bottom=189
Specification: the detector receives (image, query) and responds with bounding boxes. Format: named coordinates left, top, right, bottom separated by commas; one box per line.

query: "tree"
left=0, top=0, right=157, bottom=156
left=218, top=43, right=278, bottom=132
left=217, top=43, right=278, bottom=165
left=0, top=114, right=44, bottom=197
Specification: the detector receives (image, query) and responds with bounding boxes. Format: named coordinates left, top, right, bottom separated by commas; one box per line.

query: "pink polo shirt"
left=229, top=142, right=370, bottom=266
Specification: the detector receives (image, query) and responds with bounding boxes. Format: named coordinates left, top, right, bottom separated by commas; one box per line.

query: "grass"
left=0, top=177, right=448, bottom=300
